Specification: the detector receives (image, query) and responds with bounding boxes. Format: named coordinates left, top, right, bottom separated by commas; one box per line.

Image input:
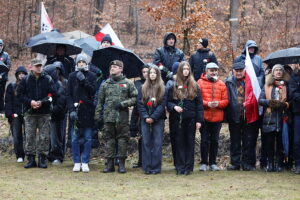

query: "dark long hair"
left=141, top=66, right=165, bottom=104
left=173, top=61, right=198, bottom=100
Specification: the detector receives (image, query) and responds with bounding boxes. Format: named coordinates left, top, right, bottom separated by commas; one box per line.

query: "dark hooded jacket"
left=189, top=48, right=218, bottom=81
left=289, top=70, right=300, bottom=114
left=0, top=49, right=11, bottom=83
left=46, top=55, right=75, bottom=79
left=153, top=32, right=185, bottom=81
left=234, top=40, right=265, bottom=88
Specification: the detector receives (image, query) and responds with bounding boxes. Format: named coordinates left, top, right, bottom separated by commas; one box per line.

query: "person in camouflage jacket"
left=95, top=60, right=137, bottom=173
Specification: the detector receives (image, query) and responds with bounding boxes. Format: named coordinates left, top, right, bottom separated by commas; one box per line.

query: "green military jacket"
left=95, top=75, right=137, bottom=123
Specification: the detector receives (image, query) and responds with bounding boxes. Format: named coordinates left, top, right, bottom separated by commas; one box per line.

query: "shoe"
left=38, top=154, right=47, bottom=168
left=151, top=171, right=160, bottom=175
left=82, top=163, right=90, bottom=173
left=144, top=171, right=151, bottom=175
left=24, top=155, right=37, bottom=168
left=73, top=163, right=81, bottom=172
left=184, top=170, right=191, bottom=175
left=227, top=165, right=240, bottom=171
left=118, top=158, right=126, bottom=173
left=176, top=170, right=185, bottom=175
left=132, top=162, right=142, bottom=168
left=103, top=159, right=115, bottom=173
left=294, top=167, right=300, bottom=174
left=199, top=164, right=208, bottom=171
left=265, top=160, right=274, bottom=172
left=243, top=165, right=256, bottom=171
left=17, top=157, right=24, bottom=163
left=210, top=164, right=220, bottom=171
left=115, top=158, right=120, bottom=166
left=52, top=159, right=62, bottom=165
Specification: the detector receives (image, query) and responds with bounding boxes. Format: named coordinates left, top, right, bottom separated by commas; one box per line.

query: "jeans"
left=10, top=116, right=25, bottom=159
left=72, top=127, right=92, bottom=163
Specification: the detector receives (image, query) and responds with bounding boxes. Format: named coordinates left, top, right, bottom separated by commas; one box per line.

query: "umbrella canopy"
left=26, top=30, right=64, bottom=47
left=63, top=30, right=92, bottom=40
left=75, top=37, right=101, bottom=57
left=91, top=46, right=145, bottom=79
left=31, top=38, right=82, bottom=56
left=0, top=61, right=8, bottom=74
left=263, top=47, right=300, bottom=65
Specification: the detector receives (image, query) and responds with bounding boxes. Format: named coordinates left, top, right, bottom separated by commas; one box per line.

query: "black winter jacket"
left=0, top=51, right=11, bottom=83
left=46, top=56, right=75, bottom=79
left=289, top=71, right=300, bottom=114
left=5, top=83, right=24, bottom=118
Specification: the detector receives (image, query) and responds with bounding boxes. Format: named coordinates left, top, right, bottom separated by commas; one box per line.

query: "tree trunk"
left=134, top=0, right=140, bottom=45
left=181, top=0, right=190, bottom=55
left=229, top=0, right=239, bottom=59
left=95, top=0, right=105, bottom=12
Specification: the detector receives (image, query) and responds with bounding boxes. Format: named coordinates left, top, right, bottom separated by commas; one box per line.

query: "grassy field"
left=0, top=156, right=300, bottom=200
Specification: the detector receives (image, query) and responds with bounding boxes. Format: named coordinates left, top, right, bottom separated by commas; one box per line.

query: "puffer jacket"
left=197, top=74, right=228, bottom=122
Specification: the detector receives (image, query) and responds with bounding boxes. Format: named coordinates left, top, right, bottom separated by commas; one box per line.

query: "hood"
left=197, top=48, right=210, bottom=53
left=265, top=73, right=290, bottom=86
left=163, top=32, right=177, bottom=47
left=15, top=66, right=28, bottom=77
left=242, top=40, right=258, bottom=54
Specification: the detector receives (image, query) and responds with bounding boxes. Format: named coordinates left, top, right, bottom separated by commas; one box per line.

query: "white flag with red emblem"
left=40, top=2, right=53, bottom=33
left=95, top=24, right=124, bottom=48
left=244, top=47, right=261, bottom=123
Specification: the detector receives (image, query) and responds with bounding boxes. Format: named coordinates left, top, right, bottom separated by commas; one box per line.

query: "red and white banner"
left=40, top=2, right=53, bottom=33
left=244, top=47, right=261, bottom=123
left=95, top=24, right=124, bottom=48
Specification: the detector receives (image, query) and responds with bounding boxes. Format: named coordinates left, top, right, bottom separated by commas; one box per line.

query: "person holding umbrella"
left=5, top=66, right=28, bottom=163
left=94, top=60, right=137, bottom=173
left=259, top=64, right=289, bottom=172
left=99, top=34, right=113, bottom=48
left=0, top=39, right=11, bottom=113
left=67, top=54, right=97, bottom=172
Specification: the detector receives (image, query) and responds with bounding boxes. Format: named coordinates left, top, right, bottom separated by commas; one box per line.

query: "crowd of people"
left=0, top=32, right=300, bottom=175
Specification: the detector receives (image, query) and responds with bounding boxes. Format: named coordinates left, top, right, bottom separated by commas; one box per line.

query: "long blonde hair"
left=142, top=66, right=165, bottom=104
left=173, top=61, right=198, bottom=100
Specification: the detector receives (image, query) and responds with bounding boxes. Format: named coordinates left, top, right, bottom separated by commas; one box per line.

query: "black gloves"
left=76, top=71, right=85, bottom=82
left=70, top=111, right=78, bottom=121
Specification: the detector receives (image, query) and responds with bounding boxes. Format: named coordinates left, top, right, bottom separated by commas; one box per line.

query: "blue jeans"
left=294, top=114, right=300, bottom=167
left=72, top=127, right=92, bottom=163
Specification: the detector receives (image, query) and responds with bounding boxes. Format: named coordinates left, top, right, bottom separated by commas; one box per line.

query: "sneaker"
left=81, top=163, right=90, bottom=173
left=52, top=159, right=62, bottom=165
left=199, top=164, right=208, bottom=171
left=17, top=157, right=24, bottom=163
left=210, top=164, right=220, bottom=171
left=73, top=163, right=81, bottom=172
left=295, top=167, right=300, bottom=174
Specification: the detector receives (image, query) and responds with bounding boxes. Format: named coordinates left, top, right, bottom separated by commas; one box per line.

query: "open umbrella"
left=63, top=30, right=92, bottom=40
left=31, top=38, right=82, bottom=56
left=26, top=30, right=64, bottom=47
left=91, top=46, right=144, bottom=79
left=263, top=47, right=300, bottom=65
left=75, top=37, right=101, bottom=57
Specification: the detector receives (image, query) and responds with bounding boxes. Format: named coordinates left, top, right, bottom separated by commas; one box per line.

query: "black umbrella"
left=75, top=37, right=101, bottom=57
left=263, top=47, right=300, bottom=65
left=26, top=30, right=64, bottom=47
left=91, top=46, right=145, bottom=79
left=31, top=38, right=82, bottom=56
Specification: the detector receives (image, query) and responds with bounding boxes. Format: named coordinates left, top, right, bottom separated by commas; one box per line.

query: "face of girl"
left=149, top=68, right=157, bottom=81
left=182, top=65, right=190, bottom=77
left=18, top=72, right=26, bottom=80
left=142, top=68, right=149, bottom=80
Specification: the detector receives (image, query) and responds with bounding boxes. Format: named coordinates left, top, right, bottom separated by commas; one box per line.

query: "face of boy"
left=101, top=41, right=111, bottom=48
left=110, top=65, right=122, bottom=76
left=32, top=64, right=43, bottom=74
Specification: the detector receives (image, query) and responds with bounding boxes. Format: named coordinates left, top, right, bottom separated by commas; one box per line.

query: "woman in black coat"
left=167, top=61, right=204, bottom=175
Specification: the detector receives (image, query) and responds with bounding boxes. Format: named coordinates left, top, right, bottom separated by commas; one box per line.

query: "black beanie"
left=199, top=38, right=208, bottom=48
left=101, top=34, right=112, bottom=45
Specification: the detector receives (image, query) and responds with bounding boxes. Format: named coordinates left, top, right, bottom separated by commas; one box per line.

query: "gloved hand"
left=166, top=72, right=173, bottom=80
left=269, top=99, right=281, bottom=108
left=279, top=102, right=289, bottom=110
left=70, top=111, right=78, bottom=121
left=115, top=103, right=123, bottom=110
left=76, top=71, right=85, bottom=82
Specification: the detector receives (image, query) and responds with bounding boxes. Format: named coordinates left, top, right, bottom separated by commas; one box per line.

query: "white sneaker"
left=73, top=163, right=81, bottom=172
left=199, top=164, right=208, bottom=171
left=210, top=164, right=220, bottom=171
left=16, top=157, right=24, bottom=163
left=52, top=159, right=62, bottom=165
left=81, top=163, right=90, bottom=173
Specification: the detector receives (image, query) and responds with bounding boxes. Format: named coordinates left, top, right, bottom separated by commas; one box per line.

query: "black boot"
left=118, top=158, right=126, bottom=173
left=103, top=159, right=115, bottom=173
left=265, top=160, right=274, bottom=172
left=24, top=155, right=37, bottom=168
left=275, top=160, right=283, bottom=172
left=38, top=154, right=47, bottom=168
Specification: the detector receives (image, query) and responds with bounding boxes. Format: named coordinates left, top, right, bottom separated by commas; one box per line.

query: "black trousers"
left=264, top=131, right=283, bottom=165
left=229, top=120, right=259, bottom=167
left=200, top=122, right=222, bottom=165
left=0, top=82, right=6, bottom=112
left=169, top=114, right=177, bottom=166
left=175, top=118, right=196, bottom=172
left=10, top=117, right=25, bottom=159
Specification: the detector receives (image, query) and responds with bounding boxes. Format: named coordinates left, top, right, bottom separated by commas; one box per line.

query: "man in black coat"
left=67, top=53, right=97, bottom=172
left=189, top=38, right=218, bottom=81
left=17, top=58, right=57, bottom=169
left=0, top=39, right=11, bottom=112
left=153, top=32, right=185, bottom=82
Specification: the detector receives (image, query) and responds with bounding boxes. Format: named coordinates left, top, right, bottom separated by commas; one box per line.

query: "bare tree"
left=229, top=0, right=239, bottom=58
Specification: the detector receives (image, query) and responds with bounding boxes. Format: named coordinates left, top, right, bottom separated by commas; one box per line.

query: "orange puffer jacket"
left=197, top=74, right=228, bottom=122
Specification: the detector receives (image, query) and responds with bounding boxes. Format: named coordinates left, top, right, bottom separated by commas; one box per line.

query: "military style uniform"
left=95, top=75, right=137, bottom=159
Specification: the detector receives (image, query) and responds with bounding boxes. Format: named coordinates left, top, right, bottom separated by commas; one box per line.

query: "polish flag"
left=95, top=24, right=124, bottom=48
left=244, top=47, right=261, bottom=123
left=40, top=2, right=54, bottom=33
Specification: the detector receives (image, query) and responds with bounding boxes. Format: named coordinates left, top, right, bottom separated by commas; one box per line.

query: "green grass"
left=0, top=157, right=300, bottom=200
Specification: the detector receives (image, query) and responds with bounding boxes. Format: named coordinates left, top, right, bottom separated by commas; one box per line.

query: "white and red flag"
left=95, top=23, right=124, bottom=48
left=244, top=47, right=261, bottom=123
left=40, top=2, right=53, bottom=33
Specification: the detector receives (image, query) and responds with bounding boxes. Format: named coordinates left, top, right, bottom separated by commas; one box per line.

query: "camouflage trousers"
left=24, top=114, right=51, bottom=156
left=104, top=122, right=129, bottom=159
